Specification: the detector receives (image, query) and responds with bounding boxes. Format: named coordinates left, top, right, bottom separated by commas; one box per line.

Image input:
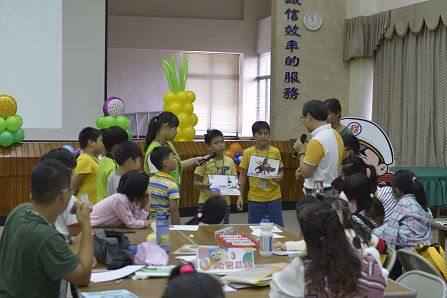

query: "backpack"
left=93, top=229, right=134, bottom=270
left=415, top=243, right=447, bottom=281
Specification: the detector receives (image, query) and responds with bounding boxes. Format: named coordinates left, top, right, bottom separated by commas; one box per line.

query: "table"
left=78, top=225, right=416, bottom=297
left=390, top=167, right=447, bottom=207
left=431, top=219, right=447, bottom=250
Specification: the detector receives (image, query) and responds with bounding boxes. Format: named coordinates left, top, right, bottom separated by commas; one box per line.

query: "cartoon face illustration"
left=211, top=248, right=229, bottom=263
left=255, top=158, right=276, bottom=174
left=359, top=147, right=388, bottom=176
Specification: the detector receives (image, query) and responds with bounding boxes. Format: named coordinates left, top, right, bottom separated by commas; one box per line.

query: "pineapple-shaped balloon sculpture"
left=161, top=56, right=197, bottom=141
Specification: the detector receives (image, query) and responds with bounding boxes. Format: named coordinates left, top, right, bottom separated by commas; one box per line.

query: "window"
left=256, top=52, right=271, bottom=122
left=185, top=52, right=240, bottom=136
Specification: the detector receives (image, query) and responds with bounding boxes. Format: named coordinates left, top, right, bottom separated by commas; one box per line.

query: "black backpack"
left=93, top=229, right=134, bottom=270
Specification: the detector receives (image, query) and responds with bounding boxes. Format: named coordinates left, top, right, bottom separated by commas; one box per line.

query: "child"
left=270, top=202, right=386, bottom=297
left=343, top=173, right=385, bottom=231
left=144, top=111, right=208, bottom=186
left=72, top=127, right=104, bottom=204
left=96, top=126, right=128, bottom=202
left=162, top=264, right=224, bottom=298
left=237, top=121, right=284, bottom=226
left=186, top=196, right=228, bottom=225
left=90, top=171, right=150, bottom=229
left=374, top=170, right=432, bottom=249
left=107, top=141, right=142, bottom=196
left=194, top=129, right=236, bottom=224
left=148, top=146, right=181, bottom=225
left=40, top=148, right=80, bottom=238
left=330, top=176, right=344, bottom=198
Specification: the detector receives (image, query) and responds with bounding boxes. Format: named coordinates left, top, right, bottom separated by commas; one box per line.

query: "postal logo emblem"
left=347, top=122, right=362, bottom=136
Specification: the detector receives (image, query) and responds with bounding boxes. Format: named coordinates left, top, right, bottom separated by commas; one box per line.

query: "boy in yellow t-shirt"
left=72, top=127, right=104, bottom=204
left=194, top=129, right=236, bottom=224
left=237, top=121, right=284, bottom=226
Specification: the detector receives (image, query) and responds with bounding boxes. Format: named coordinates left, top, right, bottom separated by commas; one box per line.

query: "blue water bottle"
left=156, top=210, right=170, bottom=252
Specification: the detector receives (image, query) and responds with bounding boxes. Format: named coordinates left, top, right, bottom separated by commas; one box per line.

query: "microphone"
left=197, top=152, right=218, bottom=166
left=293, top=134, right=308, bottom=159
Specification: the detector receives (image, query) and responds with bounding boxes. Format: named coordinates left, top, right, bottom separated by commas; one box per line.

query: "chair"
left=396, top=249, right=443, bottom=279
left=396, top=270, right=447, bottom=298
left=383, top=247, right=397, bottom=272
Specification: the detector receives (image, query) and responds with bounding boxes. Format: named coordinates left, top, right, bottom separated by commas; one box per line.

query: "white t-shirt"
left=107, top=170, right=122, bottom=196
left=55, top=195, right=78, bottom=237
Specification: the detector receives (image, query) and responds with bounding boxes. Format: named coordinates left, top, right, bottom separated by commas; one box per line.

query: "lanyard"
left=27, top=208, right=54, bottom=228
left=213, top=158, right=226, bottom=175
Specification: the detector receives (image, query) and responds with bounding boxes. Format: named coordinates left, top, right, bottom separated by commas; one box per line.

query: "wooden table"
left=78, top=225, right=416, bottom=297
left=431, top=219, right=447, bottom=250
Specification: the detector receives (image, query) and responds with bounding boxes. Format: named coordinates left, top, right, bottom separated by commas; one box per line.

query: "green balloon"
left=126, top=128, right=133, bottom=140
left=103, top=116, right=116, bottom=128
left=14, top=114, right=23, bottom=127
left=96, top=116, right=106, bottom=129
left=0, top=118, right=6, bottom=131
left=13, top=128, right=25, bottom=143
left=6, top=116, right=21, bottom=132
left=116, top=116, right=129, bottom=130
left=0, top=130, right=14, bottom=147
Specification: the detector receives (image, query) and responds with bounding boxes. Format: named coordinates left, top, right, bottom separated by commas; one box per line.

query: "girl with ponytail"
left=144, top=112, right=208, bottom=187
left=374, top=170, right=432, bottom=249
left=270, top=202, right=386, bottom=297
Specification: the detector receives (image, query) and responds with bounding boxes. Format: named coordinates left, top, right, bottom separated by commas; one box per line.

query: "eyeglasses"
left=300, top=114, right=309, bottom=121
left=60, top=186, right=74, bottom=194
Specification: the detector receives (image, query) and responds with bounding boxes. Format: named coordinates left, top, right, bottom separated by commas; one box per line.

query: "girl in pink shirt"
left=91, top=171, right=150, bottom=228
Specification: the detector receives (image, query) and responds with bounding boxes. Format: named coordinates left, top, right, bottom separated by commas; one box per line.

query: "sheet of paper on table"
left=81, top=289, right=138, bottom=298
left=90, top=265, right=144, bottom=283
left=251, top=230, right=285, bottom=239
left=169, top=225, right=200, bottom=231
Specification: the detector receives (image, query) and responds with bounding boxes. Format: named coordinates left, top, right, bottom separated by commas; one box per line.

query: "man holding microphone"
left=294, top=100, right=344, bottom=197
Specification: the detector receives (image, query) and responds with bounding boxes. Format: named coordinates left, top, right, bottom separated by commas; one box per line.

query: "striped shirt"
left=377, top=186, right=398, bottom=223
left=270, top=253, right=386, bottom=298
left=373, top=194, right=432, bottom=249
left=149, top=171, right=180, bottom=218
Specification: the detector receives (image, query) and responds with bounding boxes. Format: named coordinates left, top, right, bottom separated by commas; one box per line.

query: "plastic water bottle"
left=156, top=210, right=170, bottom=252
left=259, top=217, right=273, bottom=257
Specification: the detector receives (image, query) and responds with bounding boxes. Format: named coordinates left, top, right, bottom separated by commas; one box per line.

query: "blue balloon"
left=235, top=152, right=242, bottom=158
left=234, top=157, right=240, bottom=165
left=62, top=145, right=75, bottom=154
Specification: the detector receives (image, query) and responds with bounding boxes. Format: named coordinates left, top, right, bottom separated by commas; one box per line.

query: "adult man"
left=0, top=159, right=93, bottom=297
left=294, top=100, right=343, bottom=197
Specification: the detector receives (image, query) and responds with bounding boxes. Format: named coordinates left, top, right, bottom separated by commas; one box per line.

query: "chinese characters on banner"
left=283, top=0, right=301, bottom=100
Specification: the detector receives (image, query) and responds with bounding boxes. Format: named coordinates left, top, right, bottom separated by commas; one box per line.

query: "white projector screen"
left=0, top=0, right=106, bottom=140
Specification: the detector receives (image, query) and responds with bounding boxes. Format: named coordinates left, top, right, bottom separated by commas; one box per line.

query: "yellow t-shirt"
left=75, top=153, right=100, bottom=204
left=239, top=145, right=283, bottom=202
left=194, top=156, right=237, bottom=205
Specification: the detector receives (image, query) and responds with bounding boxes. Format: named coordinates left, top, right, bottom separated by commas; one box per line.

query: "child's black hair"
left=40, top=148, right=77, bottom=170
left=324, top=98, right=342, bottom=119
left=114, top=141, right=142, bottom=166
left=116, top=170, right=149, bottom=201
left=342, top=155, right=377, bottom=193
left=331, top=176, right=344, bottom=193
left=150, top=146, right=174, bottom=171
left=204, top=129, right=224, bottom=146
left=101, top=126, right=128, bottom=154
left=144, top=112, right=179, bottom=151
left=163, top=265, right=224, bottom=298
left=392, top=170, right=428, bottom=211
left=342, top=134, right=361, bottom=155
left=252, top=121, right=270, bottom=135
left=343, top=173, right=385, bottom=226
left=78, top=127, right=101, bottom=149
left=186, top=196, right=227, bottom=225
left=302, top=100, right=328, bottom=121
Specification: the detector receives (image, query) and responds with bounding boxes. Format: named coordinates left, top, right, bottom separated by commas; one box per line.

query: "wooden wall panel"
left=0, top=140, right=304, bottom=215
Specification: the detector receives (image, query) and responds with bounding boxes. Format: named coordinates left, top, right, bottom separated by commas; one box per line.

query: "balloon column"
left=0, top=94, right=25, bottom=148
left=95, top=97, right=133, bottom=140
left=161, top=56, right=198, bottom=141
left=224, top=143, right=244, bottom=173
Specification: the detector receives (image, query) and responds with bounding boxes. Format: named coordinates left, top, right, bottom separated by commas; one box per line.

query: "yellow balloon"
left=165, top=102, right=182, bottom=115
left=176, top=91, right=188, bottom=105
left=163, top=92, right=176, bottom=105
left=189, top=113, right=198, bottom=126
left=174, top=127, right=183, bottom=141
left=177, top=113, right=189, bottom=128
left=182, top=126, right=196, bottom=140
left=184, top=103, right=194, bottom=114
left=186, top=91, right=196, bottom=103
left=0, top=94, right=17, bottom=118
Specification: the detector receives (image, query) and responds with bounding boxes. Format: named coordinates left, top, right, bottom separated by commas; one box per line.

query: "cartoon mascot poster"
left=340, top=117, right=395, bottom=185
